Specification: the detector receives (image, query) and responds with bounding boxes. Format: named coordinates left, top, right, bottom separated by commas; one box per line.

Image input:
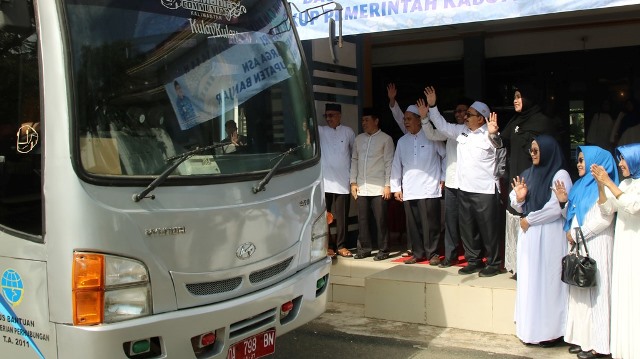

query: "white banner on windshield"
left=290, top=0, right=640, bottom=40
left=165, top=31, right=299, bottom=130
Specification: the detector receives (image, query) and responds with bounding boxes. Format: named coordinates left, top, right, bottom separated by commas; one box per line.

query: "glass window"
left=0, top=1, right=42, bottom=237
left=66, top=0, right=317, bottom=179
left=569, top=100, right=585, bottom=161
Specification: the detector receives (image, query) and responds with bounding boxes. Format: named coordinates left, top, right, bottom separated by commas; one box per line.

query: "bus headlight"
left=310, top=211, right=329, bottom=261
left=104, top=286, right=151, bottom=323
left=73, top=252, right=152, bottom=325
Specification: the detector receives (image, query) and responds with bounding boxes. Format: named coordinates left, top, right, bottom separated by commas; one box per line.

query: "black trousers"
left=325, top=192, right=349, bottom=250
left=458, top=189, right=501, bottom=267
left=443, top=186, right=461, bottom=261
left=404, top=198, right=441, bottom=260
left=356, top=196, right=389, bottom=254
left=443, top=187, right=480, bottom=261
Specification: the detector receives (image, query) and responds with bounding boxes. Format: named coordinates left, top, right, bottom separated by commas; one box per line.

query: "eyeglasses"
left=466, top=112, right=481, bottom=118
left=323, top=113, right=339, bottom=118
left=529, top=148, right=539, bottom=155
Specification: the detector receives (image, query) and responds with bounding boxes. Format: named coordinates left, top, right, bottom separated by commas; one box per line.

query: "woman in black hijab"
left=502, top=84, right=557, bottom=180
left=493, top=84, right=557, bottom=276
left=510, top=134, right=571, bottom=347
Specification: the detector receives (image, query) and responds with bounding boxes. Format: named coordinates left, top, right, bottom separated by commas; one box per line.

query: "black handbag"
left=561, top=228, right=597, bottom=287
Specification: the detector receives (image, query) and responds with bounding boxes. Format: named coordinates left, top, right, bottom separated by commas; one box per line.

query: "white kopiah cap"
left=406, top=105, right=420, bottom=116
left=470, top=101, right=490, bottom=119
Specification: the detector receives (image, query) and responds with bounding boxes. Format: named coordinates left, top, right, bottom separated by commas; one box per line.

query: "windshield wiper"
left=252, top=144, right=307, bottom=194
left=133, top=143, right=226, bottom=202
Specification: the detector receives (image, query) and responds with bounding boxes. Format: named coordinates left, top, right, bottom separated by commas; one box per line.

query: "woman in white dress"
left=591, top=143, right=640, bottom=359
left=510, top=134, right=571, bottom=346
left=555, top=146, right=618, bottom=359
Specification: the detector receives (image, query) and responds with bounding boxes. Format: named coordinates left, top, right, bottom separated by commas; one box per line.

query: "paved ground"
left=269, top=302, right=576, bottom=359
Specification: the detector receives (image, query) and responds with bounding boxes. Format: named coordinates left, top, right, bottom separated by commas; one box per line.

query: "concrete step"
left=327, top=254, right=516, bottom=335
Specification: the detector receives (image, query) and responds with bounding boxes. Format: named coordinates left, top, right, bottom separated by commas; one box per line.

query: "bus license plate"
left=227, top=329, right=276, bottom=359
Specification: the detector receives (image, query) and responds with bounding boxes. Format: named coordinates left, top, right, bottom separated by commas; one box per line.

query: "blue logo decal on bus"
left=0, top=269, right=45, bottom=359
left=2, top=269, right=24, bottom=306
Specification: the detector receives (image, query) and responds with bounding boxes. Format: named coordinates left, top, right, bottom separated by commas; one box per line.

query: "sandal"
left=327, top=248, right=337, bottom=259
left=337, top=248, right=353, bottom=257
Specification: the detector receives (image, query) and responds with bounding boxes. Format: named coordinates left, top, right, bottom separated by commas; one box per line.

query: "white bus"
left=0, top=1, right=333, bottom=358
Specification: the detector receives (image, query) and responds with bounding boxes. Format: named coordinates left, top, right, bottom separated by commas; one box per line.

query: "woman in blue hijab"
left=591, top=143, right=640, bottom=359
left=554, top=146, right=618, bottom=359
left=510, top=134, right=572, bottom=347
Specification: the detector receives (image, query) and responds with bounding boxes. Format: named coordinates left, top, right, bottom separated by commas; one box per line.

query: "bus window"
left=0, top=3, right=42, bottom=238
left=68, top=1, right=318, bottom=180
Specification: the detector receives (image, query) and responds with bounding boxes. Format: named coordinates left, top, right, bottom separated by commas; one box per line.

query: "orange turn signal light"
left=72, top=252, right=105, bottom=325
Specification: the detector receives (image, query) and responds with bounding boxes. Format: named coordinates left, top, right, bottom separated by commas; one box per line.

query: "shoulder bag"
left=561, top=228, right=597, bottom=287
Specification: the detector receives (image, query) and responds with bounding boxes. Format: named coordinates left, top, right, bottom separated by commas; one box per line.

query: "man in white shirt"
left=421, top=86, right=502, bottom=277
left=418, top=97, right=475, bottom=268
left=319, top=103, right=356, bottom=257
left=390, top=105, right=446, bottom=265
left=350, top=108, right=395, bottom=260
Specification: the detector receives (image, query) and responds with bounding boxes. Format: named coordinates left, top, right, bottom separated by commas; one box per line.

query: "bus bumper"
left=55, top=257, right=331, bottom=359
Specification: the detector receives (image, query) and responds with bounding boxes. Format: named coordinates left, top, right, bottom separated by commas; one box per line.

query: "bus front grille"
left=229, top=308, right=277, bottom=339
left=186, top=277, right=242, bottom=296
left=249, top=257, right=293, bottom=284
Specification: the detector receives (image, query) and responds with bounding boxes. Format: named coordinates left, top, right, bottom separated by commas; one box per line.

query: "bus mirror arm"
left=133, top=143, right=226, bottom=202
left=289, top=1, right=343, bottom=49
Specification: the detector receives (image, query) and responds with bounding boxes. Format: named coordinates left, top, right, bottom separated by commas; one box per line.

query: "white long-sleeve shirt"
left=390, top=129, right=446, bottom=200
left=428, top=105, right=498, bottom=195
left=390, top=102, right=454, bottom=186
left=350, top=130, right=395, bottom=196
left=421, top=108, right=459, bottom=189
left=390, top=102, right=409, bottom=135
left=319, top=124, right=355, bottom=194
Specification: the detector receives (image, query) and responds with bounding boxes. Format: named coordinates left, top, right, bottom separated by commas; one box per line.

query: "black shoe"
left=353, top=252, right=371, bottom=259
left=438, top=258, right=453, bottom=268
left=405, top=257, right=427, bottom=264
left=568, top=345, right=582, bottom=354
left=538, top=337, right=563, bottom=348
left=577, top=351, right=611, bottom=359
left=458, top=263, right=485, bottom=275
left=428, top=255, right=441, bottom=266
left=373, top=252, right=389, bottom=261
left=478, top=266, right=501, bottom=277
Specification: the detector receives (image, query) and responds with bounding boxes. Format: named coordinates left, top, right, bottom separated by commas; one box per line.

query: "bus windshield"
left=65, top=0, right=317, bottom=178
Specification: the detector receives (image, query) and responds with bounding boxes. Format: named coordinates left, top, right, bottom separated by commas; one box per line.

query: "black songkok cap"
left=325, top=103, right=341, bottom=112
left=362, top=107, right=377, bottom=118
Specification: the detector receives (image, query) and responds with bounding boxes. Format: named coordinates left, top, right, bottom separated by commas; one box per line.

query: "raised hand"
left=512, top=176, right=528, bottom=202
left=552, top=179, right=568, bottom=203
left=417, top=98, right=429, bottom=119
left=488, top=112, right=499, bottom=134
left=590, top=164, right=611, bottom=185
left=387, top=83, right=397, bottom=104
left=424, top=86, right=436, bottom=107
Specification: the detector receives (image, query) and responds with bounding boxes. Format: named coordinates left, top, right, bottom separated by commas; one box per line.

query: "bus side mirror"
left=329, top=18, right=338, bottom=64
left=0, top=0, right=32, bottom=33
left=328, top=5, right=342, bottom=64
